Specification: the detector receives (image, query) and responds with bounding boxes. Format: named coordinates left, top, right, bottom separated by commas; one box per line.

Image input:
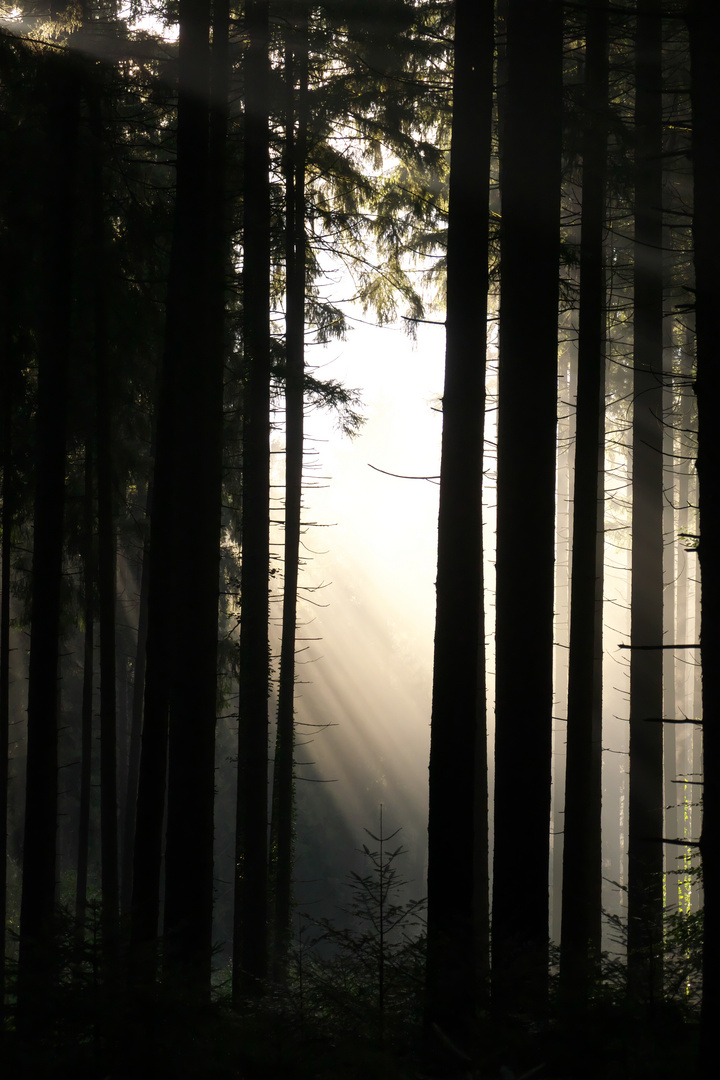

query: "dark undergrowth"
left=0, top=867, right=705, bottom=1078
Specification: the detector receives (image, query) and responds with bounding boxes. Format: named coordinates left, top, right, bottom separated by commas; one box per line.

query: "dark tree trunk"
left=129, top=0, right=214, bottom=990
left=687, top=1, right=720, bottom=1070
left=89, top=85, right=120, bottom=956
left=0, top=276, right=16, bottom=1015
left=492, top=0, right=563, bottom=1019
left=75, top=444, right=95, bottom=941
left=234, top=0, right=272, bottom=1000
left=17, top=55, right=79, bottom=1027
left=129, top=487, right=170, bottom=987
left=424, top=0, right=493, bottom=1055
left=662, top=338, right=678, bottom=864
left=270, top=11, right=309, bottom=978
left=627, top=0, right=665, bottom=1005
left=161, top=0, right=220, bottom=1004
left=559, top=0, right=609, bottom=1010
left=121, top=498, right=150, bottom=916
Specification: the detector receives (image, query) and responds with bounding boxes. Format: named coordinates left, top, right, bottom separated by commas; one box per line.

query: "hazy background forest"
left=1, top=1, right=719, bottom=1078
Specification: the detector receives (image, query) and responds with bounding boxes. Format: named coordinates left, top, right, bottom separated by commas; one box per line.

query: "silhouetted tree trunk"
left=0, top=273, right=16, bottom=1015
left=89, top=84, right=120, bottom=956
left=559, top=0, right=608, bottom=1010
left=424, top=0, right=493, bottom=1056
left=627, top=0, right=664, bottom=1005
left=121, top=500, right=150, bottom=915
left=492, top=0, right=562, bottom=1019
left=75, top=443, right=95, bottom=941
left=687, top=1, right=720, bottom=1070
left=161, top=0, right=220, bottom=1004
left=17, top=54, right=79, bottom=1031
left=270, top=10, right=309, bottom=978
left=234, top=0, right=272, bottom=1001
left=129, top=465, right=169, bottom=986
left=663, top=346, right=678, bottom=863
left=129, top=0, right=214, bottom=990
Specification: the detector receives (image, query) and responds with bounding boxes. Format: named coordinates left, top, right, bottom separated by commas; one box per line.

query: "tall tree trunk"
left=17, top=54, right=79, bottom=1029
left=121, top=501, right=150, bottom=916
left=492, top=0, right=563, bottom=1019
left=424, top=0, right=493, bottom=1056
left=627, top=0, right=665, bottom=1005
left=270, top=11, right=309, bottom=978
left=234, top=0, right=272, bottom=1001
left=129, top=473, right=170, bottom=987
left=0, top=275, right=16, bottom=1017
left=75, top=443, right=95, bottom=942
left=687, top=2, right=720, bottom=1070
left=129, top=0, right=213, bottom=988
left=161, top=0, right=219, bottom=1004
left=663, top=337, right=678, bottom=869
left=559, top=0, right=609, bottom=1010
left=89, top=85, right=120, bottom=957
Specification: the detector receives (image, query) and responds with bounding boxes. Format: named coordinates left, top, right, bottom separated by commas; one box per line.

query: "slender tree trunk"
left=687, top=2, right=720, bottom=1070
left=234, top=0, right=272, bottom=1000
left=559, top=0, right=609, bottom=1010
left=270, top=11, right=309, bottom=977
left=129, top=484, right=170, bottom=987
left=492, top=0, right=563, bottom=1019
left=663, top=339, right=678, bottom=868
left=76, top=443, right=95, bottom=941
left=424, top=0, right=492, bottom=1056
left=121, top=501, right=150, bottom=916
left=89, top=85, right=120, bottom=956
left=0, top=283, right=15, bottom=1017
left=17, top=55, right=79, bottom=1029
left=627, top=0, right=665, bottom=1005
left=552, top=357, right=571, bottom=948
